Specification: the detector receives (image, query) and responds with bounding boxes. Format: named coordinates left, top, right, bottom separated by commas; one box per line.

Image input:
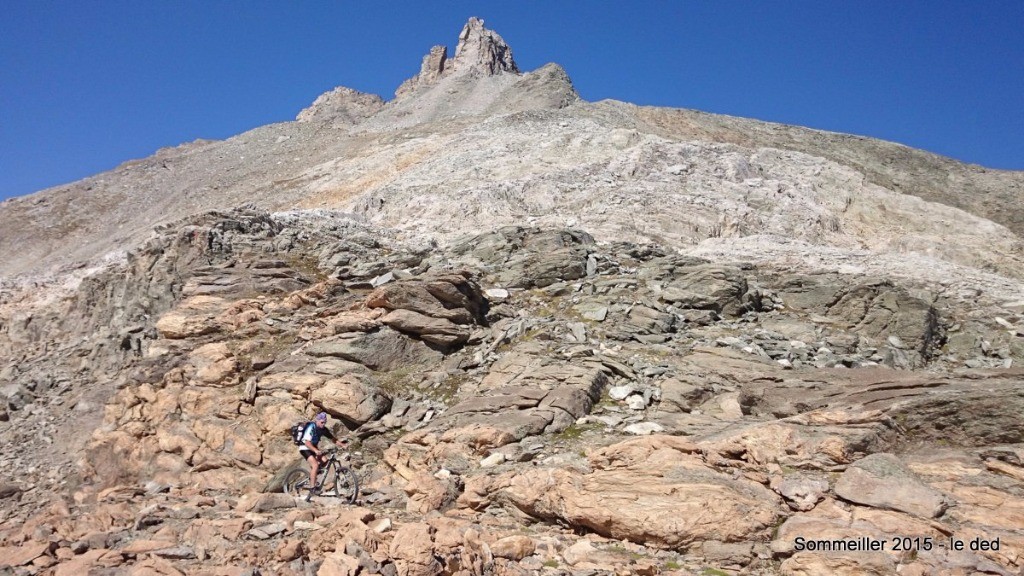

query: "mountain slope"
left=2, top=18, right=1024, bottom=576
left=0, top=19, right=1021, bottom=283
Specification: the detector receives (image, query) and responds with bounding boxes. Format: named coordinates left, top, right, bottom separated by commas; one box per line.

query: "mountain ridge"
left=1, top=20, right=1022, bottom=281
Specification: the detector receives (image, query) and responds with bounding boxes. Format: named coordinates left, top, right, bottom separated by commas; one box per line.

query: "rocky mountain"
left=2, top=17, right=1024, bottom=576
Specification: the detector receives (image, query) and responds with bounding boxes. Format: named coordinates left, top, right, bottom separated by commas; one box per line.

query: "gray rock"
left=608, top=385, right=635, bottom=401
left=770, top=474, right=829, bottom=511
left=964, top=357, right=986, bottom=369
left=567, top=322, right=587, bottom=343
left=370, top=271, right=395, bottom=287
left=306, top=328, right=443, bottom=371
left=296, top=86, right=385, bottom=124
left=660, top=265, right=754, bottom=317
left=625, top=394, right=648, bottom=411
left=254, top=522, right=286, bottom=537
left=484, top=288, right=509, bottom=301
left=624, top=422, right=664, bottom=435
left=835, top=453, right=950, bottom=518
left=574, top=302, right=608, bottom=322
left=382, top=309, right=471, bottom=348
left=450, top=228, right=593, bottom=288
left=658, top=378, right=709, bottom=413
left=153, top=546, right=196, bottom=559
left=0, top=484, right=21, bottom=499
left=480, top=453, right=506, bottom=468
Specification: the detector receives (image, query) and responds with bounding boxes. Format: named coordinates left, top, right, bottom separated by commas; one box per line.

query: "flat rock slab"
left=574, top=302, right=608, bottom=321
left=496, top=435, right=781, bottom=553
left=306, top=327, right=443, bottom=371
left=835, top=453, right=950, bottom=518
left=0, top=542, right=52, bottom=567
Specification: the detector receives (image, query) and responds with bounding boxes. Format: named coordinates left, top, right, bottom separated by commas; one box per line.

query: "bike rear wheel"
left=283, top=468, right=309, bottom=497
left=322, top=461, right=359, bottom=503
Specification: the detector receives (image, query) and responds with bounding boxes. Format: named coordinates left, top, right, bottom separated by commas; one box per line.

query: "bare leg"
left=306, top=454, right=319, bottom=493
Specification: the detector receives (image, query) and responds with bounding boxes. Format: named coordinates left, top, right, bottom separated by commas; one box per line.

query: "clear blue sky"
left=2, top=1, right=1022, bottom=200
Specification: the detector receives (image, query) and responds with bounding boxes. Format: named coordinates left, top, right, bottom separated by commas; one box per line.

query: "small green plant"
left=377, top=366, right=417, bottom=397
left=771, top=515, right=787, bottom=539
left=702, top=568, right=729, bottom=576
left=428, top=372, right=467, bottom=404
left=284, top=253, right=328, bottom=282
left=664, top=560, right=682, bottom=570
left=542, top=559, right=559, bottom=568
left=377, top=368, right=468, bottom=405
left=554, top=421, right=600, bottom=442
left=532, top=304, right=560, bottom=319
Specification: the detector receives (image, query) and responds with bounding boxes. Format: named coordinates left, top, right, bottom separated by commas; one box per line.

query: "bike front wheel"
left=283, top=468, right=309, bottom=497
left=322, top=461, right=359, bottom=503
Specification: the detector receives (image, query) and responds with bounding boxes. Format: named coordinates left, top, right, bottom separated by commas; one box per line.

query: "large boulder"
left=310, top=373, right=392, bottom=427
left=306, top=328, right=443, bottom=371
left=772, top=275, right=944, bottom=367
left=826, top=280, right=944, bottom=364
left=382, top=309, right=471, bottom=348
left=492, top=435, right=781, bottom=554
left=365, top=273, right=487, bottom=325
left=154, top=296, right=229, bottom=339
left=834, top=453, right=950, bottom=519
left=450, top=227, right=594, bottom=288
left=659, top=264, right=760, bottom=317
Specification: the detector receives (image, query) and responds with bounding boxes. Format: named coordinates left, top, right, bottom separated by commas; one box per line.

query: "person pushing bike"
left=298, top=412, right=346, bottom=500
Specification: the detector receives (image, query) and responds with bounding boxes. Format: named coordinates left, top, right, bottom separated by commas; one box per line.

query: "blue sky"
left=2, top=2, right=1022, bottom=200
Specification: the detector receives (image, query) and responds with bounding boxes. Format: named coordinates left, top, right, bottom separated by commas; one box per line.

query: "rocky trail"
left=1, top=208, right=1023, bottom=575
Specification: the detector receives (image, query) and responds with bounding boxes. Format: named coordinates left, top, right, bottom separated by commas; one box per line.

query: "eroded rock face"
left=772, top=275, right=945, bottom=367
left=659, top=264, right=760, bottom=317
left=295, top=86, right=385, bottom=124
left=306, top=328, right=444, bottom=371
left=451, top=17, right=518, bottom=76
left=450, top=227, right=594, bottom=288
left=365, top=273, right=487, bottom=326
left=3, top=211, right=1024, bottom=575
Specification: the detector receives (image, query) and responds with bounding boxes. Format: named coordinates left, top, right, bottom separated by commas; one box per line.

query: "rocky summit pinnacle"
left=451, top=17, right=518, bottom=75
left=396, top=17, right=518, bottom=97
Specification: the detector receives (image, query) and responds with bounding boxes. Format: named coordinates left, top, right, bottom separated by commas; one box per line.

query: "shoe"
left=305, top=487, right=320, bottom=502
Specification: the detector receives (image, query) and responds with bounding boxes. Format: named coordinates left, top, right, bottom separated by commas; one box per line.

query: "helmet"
left=314, top=412, right=328, bottom=423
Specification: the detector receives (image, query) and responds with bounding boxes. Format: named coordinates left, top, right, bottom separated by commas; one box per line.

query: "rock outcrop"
left=0, top=210, right=1022, bottom=574
left=295, top=86, right=385, bottom=124
left=395, top=17, right=518, bottom=98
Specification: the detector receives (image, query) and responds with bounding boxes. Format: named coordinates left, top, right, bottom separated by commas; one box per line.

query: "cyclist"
left=298, top=412, right=344, bottom=500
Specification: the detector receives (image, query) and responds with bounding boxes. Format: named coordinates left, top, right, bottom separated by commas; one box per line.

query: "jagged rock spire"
left=395, top=17, right=518, bottom=98
left=450, top=17, right=518, bottom=75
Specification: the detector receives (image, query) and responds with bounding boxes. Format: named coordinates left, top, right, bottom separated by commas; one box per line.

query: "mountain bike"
left=283, top=448, right=359, bottom=503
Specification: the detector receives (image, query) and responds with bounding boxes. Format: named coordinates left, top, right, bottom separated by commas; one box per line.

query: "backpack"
left=290, top=421, right=312, bottom=446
